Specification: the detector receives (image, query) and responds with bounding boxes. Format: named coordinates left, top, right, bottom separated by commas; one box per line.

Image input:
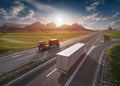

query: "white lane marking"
left=92, top=48, right=107, bottom=86
left=12, top=52, right=22, bottom=56
left=11, top=54, right=22, bottom=58
left=46, top=68, right=57, bottom=77
left=0, top=48, right=37, bottom=61
left=4, top=57, right=56, bottom=86
left=11, top=48, right=37, bottom=55
left=86, top=45, right=95, bottom=55
left=44, top=51, right=48, bottom=54
left=64, top=46, right=96, bottom=86
left=18, top=53, right=36, bottom=60
left=65, top=33, right=102, bottom=86
left=28, top=50, right=36, bottom=53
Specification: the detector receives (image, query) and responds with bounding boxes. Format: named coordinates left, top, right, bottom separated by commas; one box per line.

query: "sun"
left=57, top=16, right=62, bottom=22
left=55, top=16, right=64, bottom=27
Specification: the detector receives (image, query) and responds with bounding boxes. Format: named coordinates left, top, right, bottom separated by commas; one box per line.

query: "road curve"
left=69, top=41, right=120, bottom=86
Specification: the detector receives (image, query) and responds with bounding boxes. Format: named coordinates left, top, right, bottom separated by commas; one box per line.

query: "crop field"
left=0, top=31, right=90, bottom=54
left=104, top=31, right=120, bottom=41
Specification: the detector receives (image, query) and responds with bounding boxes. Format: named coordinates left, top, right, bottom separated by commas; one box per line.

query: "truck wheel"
left=39, top=48, right=41, bottom=51
left=57, top=44, right=60, bottom=47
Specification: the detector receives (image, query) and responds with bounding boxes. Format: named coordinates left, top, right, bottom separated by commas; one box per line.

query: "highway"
left=0, top=32, right=97, bottom=74
left=4, top=31, right=109, bottom=86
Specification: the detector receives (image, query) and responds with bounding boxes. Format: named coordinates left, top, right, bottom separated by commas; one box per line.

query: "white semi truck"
left=56, top=43, right=85, bottom=74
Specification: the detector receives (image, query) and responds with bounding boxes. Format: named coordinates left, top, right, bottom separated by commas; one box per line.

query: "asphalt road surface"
left=0, top=32, right=97, bottom=74
left=5, top=31, right=110, bottom=86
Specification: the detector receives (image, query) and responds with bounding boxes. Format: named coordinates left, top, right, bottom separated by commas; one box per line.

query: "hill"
left=0, top=22, right=92, bottom=32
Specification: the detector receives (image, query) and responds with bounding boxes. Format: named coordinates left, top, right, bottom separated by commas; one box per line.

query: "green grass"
left=104, top=31, right=120, bottom=41
left=0, top=31, right=90, bottom=54
left=107, top=44, right=120, bottom=86
left=105, top=31, right=120, bottom=85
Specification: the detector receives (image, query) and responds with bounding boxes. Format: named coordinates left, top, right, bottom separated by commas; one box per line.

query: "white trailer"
left=56, top=43, right=85, bottom=74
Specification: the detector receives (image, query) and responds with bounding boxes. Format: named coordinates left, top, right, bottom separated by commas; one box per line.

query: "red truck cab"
left=38, top=39, right=59, bottom=50
left=38, top=41, right=47, bottom=50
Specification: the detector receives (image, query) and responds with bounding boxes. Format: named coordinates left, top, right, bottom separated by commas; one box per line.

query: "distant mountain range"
left=0, top=22, right=92, bottom=32
left=0, top=22, right=26, bottom=28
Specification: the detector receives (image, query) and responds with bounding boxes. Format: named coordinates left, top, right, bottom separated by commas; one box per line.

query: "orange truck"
left=38, top=39, right=59, bottom=50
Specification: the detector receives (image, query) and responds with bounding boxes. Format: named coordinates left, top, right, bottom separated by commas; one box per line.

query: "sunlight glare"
left=57, top=16, right=62, bottom=22
left=55, top=16, right=63, bottom=27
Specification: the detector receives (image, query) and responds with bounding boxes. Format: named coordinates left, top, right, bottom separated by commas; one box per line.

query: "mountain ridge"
left=0, top=21, right=92, bottom=32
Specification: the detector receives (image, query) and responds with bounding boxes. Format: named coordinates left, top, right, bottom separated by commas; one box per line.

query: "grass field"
left=107, top=44, right=120, bottom=86
left=104, top=31, right=120, bottom=41
left=0, top=31, right=90, bottom=54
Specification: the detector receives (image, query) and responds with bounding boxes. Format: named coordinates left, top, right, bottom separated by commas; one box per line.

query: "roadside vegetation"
left=0, top=31, right=90, bottom=54
left=104, top=31, right=120, bottom=86
left=104, top=31, right=120, bottom=41
left=106, top=44, right=120, bottom=86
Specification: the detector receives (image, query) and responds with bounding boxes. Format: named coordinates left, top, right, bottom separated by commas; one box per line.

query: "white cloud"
left=3, top=15, right=13, bottom=19
left=86, top=6, right=96, bottom=12
left=86, top=1, right=100, bottom=11
left=0, top=1, right=25, bottom=19
left=25, top=0, right=57, bottom=12
left=75, top=13, right=108, bottom=29
left=111, top=19, right=120, bottom=28
left=81, top=13, right=107, bottom=22
left=112, top=12, right=120, bottom=18
left=0, top=1, right=37, bottom=23
left=0, top=9, right=8, bottom=16
left=11, top=1, right=25, bottom=18
left=0, top=9, right=13, bottom=19
left=0, top=0, right=74, bottom=24
left=20, top=10, right=35, bottom=20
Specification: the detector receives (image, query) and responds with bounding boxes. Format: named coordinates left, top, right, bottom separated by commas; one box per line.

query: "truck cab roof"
left=38, top=41, right=45, bottom=44
left=49, top=39, right=58, bottom=41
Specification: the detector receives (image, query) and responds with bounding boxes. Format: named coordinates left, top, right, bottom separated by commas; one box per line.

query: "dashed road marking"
left=18, top=53, right=36, bottom=60
left=11, top=54, right=22, bottom=58
left=46, top=68, right=57, bottom=77
left=28, top=50, right=36, bottom=53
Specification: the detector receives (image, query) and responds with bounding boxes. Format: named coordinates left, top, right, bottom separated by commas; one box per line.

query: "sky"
left=0, top=0, right=120, bottom=30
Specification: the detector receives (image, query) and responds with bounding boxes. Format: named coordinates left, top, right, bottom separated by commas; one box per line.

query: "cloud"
left=25, top=0, right=57, bottom=12
left=3, top=15, right=13, bottom=19
left=20, top=10, right=35, bottom=20
left=0, top=9, right=13, bottom=19
left=11, top=1, right=25, bottom=18
left=0, top=0, right=36, bottom=23
left=0, top=1, right=25, bottom=20
left=75, top=13, right=108, bottom=29
left=111, top=19, right=120, bottom=28
left=0, top=9, right=8, bottom=16
left=86, top=1, right=100, bottom=12
left=81, top=13, right=107, bottom=22
left=112, top=12, right=120, bottom=18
